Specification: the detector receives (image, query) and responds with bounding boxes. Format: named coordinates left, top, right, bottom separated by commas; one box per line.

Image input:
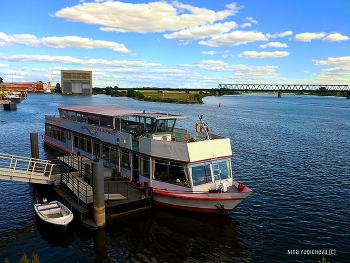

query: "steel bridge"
left=218, top=84, right=349, bottom=92
left=0, top=153, right=57, bottom=184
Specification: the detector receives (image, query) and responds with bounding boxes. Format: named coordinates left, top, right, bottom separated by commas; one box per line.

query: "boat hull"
left=34, top=201, right=74, bottom=232
left=152, top=185, right=252, bottom=214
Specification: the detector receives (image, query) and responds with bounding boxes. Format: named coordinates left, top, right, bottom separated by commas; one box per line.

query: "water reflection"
left=36, top=220, right=75, bottom=248
left=90, top=208, right=252, bottom=262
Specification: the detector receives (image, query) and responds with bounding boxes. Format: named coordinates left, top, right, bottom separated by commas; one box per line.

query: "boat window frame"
left=67, top=111, right=77, bottom=121
left=190, top=162, right=213, bottom=186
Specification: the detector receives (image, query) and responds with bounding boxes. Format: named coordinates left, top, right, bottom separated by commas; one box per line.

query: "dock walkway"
left=50, top=156, right=152, bottom=227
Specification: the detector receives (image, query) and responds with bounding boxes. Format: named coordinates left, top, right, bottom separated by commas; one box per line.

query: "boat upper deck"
left=58, top=106, right=185, bottom=120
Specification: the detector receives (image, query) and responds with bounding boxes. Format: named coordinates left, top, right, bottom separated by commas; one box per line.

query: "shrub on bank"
left=4, top=252, right=40, bottom=263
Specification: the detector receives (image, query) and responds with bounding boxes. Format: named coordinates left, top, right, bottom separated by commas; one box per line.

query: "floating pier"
left=41, top=155, right=152, bottom=229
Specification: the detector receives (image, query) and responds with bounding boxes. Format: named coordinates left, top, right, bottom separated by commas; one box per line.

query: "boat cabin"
left=45, top=106, right=233, bottom=192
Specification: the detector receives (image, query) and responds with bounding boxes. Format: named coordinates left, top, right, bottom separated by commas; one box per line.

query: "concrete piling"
left=92, top=161, right=106, bottom=228
left=30, top=132, right=39, bottom=159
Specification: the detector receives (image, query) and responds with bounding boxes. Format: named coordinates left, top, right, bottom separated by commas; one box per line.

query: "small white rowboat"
left=34, top=201, right=74, bottom=231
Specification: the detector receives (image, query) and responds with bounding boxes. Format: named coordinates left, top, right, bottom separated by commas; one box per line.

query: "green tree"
left=55, top=83, right=61, bottom=93
left=126, top=88, right=137, bottom=97
left=105, top=87, right=113, bottom=95
left=0, top=77, right=3, bottom=84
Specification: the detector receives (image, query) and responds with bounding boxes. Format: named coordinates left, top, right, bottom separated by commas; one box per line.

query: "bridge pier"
left=347, top=91, right=350, bottom=99
left=278, top=91, right=282, bottom=98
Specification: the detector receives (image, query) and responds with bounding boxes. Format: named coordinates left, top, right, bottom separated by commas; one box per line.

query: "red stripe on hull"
left=152, top=189, right=249, bottom=214
left=43, top=137, right=75, bottom=155
left=153, top=189, right=249, bottom=201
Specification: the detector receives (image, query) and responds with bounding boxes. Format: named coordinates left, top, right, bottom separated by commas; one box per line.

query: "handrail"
left=0, top=153, right=55, bottom=184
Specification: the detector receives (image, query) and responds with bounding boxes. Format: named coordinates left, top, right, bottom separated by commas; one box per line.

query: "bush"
left=4, top=252, right=40, bottom=263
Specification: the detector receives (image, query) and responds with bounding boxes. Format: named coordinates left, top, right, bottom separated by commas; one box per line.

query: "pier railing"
left=0, top=153, right=55, bottom=184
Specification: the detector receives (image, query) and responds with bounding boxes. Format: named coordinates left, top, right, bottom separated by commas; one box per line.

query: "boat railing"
left=58, top=162, right=93, bottom=205
left=104, top=180, right=131, bottom=201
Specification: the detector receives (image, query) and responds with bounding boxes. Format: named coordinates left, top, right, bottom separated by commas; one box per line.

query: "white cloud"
left=0, top=32, right=131, bottom=53
left=314, top=56, right=350, bottom=67
left=180, top=60, right=283, bottom=82
left=260, top=42, right=288, bottom=48
left=323, top=33, right=349, bottom=42
left=0, top=53, right=161, bottom=67
left=202, top=51, right=219, bottom=55
left=164, top=22, right=238, bottom=40
left=0, top=32, right=41, bottom=47
left=42, top=36, right=131, bottom=53
left=199, top=30, right=268, bottom=47
left=55, top=1, right=240, bottom=34
left=291, top=32, right=326, bottom=42
left=245, top=17, right=257, bottom=24
left=313, top=56, right=350, bottom=84
left=201, top=50, right=233, bottom=59
left=238, top=51, right=289, bottom=59
left=267, top=31, right=293, bottom=38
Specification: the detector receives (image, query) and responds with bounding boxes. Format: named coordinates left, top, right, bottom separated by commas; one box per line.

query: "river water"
left=0, top=93, right=349, bottom=263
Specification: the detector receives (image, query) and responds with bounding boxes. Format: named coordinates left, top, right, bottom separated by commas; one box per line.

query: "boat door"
left=132, top=152, right=139, bottom=182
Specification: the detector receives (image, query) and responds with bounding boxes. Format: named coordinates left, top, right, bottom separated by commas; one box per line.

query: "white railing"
left=0, top=153, right=55, bottom=184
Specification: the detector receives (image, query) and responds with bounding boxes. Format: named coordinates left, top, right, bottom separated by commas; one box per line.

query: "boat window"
left=102, top=144, right=110, bottom=162
left=110, top=147, right=119, bottom=166
left=216, top=160, right=232, bottom=180
left=127, top=116, right=139, bottom=135
left=79, top=137, right=86, bottom=151
left=100, top=117, right=112, bottom=128
left=115, top=117, right=121, bottom=131
left=60, top=110, right=67, bottom=119
left=152, top=159, right=189, bottom=187
left=93, top=141, right=100, bottom=157
left=191, top=164, right=212, bottom=186
left=88, top=115, right=99, bottom=126
left=140, top=155, right=150, bottom=178
left=121, top=150, right=130, bottom=170
left=45, top=124, right=52, bottom=137
left=73, top=135, right=79, bottom=148
left=86, top=138, right=92, bottom=153
left=146, top=118, right=153, bottom=134
left=120, top=117, right=129, bottom=132
left=67, top=111, right=77, bottom=121
left=77, top=113, right=87, bottom=123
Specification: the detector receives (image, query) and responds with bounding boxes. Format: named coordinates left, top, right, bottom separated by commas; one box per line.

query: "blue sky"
left=0, top=0, right=349, bottom=89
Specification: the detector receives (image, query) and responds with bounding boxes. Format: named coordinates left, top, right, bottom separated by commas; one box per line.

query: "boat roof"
left=58, top=106, right=185, bottom=119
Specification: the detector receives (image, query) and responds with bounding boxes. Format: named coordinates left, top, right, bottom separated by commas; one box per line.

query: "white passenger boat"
left=4, top=92, right=25, bottom=103
left=34, top=200, right=74, bottom=231
left=43, top=106, right=252, bottom=214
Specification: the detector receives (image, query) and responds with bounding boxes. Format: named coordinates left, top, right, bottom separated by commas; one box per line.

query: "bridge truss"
left=218, top=84, right=349, bottom=91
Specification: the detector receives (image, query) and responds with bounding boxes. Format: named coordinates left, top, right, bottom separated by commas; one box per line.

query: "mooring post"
left=92, top=161, right=106, bottom=228
left=30, top=132, right=39, bottom=159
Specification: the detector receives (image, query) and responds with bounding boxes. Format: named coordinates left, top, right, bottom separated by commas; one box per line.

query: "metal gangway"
left=0, top=153, right=56, bottom=184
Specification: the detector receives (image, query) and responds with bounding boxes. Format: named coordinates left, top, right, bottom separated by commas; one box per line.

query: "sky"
left=0, top=0, right=349, bottom=89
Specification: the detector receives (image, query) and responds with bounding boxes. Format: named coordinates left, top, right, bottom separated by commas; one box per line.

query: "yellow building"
left=61, top=70, right=92, bottom=95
